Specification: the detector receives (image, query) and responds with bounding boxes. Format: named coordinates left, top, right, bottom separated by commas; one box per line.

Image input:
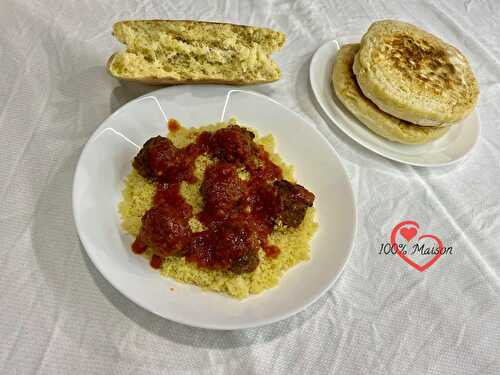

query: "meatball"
left=209, top=125, right=256, bottom=163
left=184, top=222, right=260, bottom=274
left=247, top=180, right=281, bottom=228
left=212, top=222, right=260, bottom=273
left=138, top=203, right=191, bottom=257
left=200, top=162, right=249, bottom=218
left=133, top=136, right=195, bottom=183
left=230, top=253, right=260, bottom=274
left=274, top=180, right=315, bottom=227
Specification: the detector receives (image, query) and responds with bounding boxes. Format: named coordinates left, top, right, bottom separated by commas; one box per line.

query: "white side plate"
left=310, top=40, right=480, bottom=167
left=73, top=85, right=356, bottom=330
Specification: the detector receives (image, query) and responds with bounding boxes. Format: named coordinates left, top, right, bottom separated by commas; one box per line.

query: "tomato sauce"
left=154, top=183, right=192, bottom=220
left=263, top=244, right=280, bottom=258
left=130, top=123, right=314, bottom=273
left=167, top=118, right=181, bottom=132
left=150, top=254, right=164, bottom=269
left=131, top=238, right=147, bottom=254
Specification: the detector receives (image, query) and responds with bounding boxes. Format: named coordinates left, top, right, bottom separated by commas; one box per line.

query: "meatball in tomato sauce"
left=200, top=162, right=249, bottom=220
left=274, top=180, right=315, bottom=227
left=209, top=125, right=256, bottom=163
left=185, top=221, right=260, bottom=274
left=138, top=203, right=192, bottom=257
left=133, top=136, right=196, bottom=183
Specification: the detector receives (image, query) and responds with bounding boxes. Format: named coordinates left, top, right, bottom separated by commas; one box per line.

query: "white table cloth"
left=1, top=1, right=499, bottom=374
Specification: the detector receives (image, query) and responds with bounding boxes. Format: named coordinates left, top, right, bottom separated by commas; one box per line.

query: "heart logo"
left=390, top=220, right=443, bottom=272
left=400, top=227, right=417, bottom=241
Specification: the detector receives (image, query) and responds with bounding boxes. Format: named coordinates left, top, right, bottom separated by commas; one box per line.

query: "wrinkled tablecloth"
left=1, top=0, right=499, bottom=374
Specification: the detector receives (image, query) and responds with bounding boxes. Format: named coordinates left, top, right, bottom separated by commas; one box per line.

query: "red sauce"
left=150, top=254, right=164, bottom=269
left=154, top=183, right=192, bottom=219
left=131, top=238, right=147, bottom=254
left=168, top=118, right=181, bottom=132
left=263, top=245, right=280, bottom=258
left=246, top=144, right=283, bottom=183
left=129, top=123, right=316, bottom=273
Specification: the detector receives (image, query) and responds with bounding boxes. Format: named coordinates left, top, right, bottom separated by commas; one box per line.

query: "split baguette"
left=107, top=20, right=285, bottom=85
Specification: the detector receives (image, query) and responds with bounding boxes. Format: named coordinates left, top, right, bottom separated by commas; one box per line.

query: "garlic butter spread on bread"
left=107, top=20, right=285, bottom=85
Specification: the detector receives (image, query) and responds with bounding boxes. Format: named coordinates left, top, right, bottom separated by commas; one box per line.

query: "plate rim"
left=72, top=85, right=357, bottom=330
left=309, top=39, right=481, bottom=168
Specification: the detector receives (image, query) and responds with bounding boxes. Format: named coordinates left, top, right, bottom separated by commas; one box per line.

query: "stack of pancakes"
left=332, top=20, right=479, bottom=144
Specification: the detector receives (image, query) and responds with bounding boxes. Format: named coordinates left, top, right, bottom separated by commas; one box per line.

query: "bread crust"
left=353, top=20, right=479, bottom=126
left=333, top=44, right=449, bottom=144
left=107, top=20, right=284, bottom=85
left=113, top=20, right=285, bottom=49
left=106, top=54, right=278, bottom=86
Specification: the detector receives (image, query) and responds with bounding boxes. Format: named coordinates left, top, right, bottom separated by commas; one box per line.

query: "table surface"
left=1, top=1, right=500, bottom=374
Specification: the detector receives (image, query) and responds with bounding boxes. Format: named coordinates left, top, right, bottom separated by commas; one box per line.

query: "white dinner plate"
left=310, top=40, right=480, bottom=167
left=73, top=86, right=356, bottom=330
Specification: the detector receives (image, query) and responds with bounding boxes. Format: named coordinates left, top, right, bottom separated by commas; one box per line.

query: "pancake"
left=333, top=44, right=449, bottom=144
left=353, top=20, right=479, bottom=126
